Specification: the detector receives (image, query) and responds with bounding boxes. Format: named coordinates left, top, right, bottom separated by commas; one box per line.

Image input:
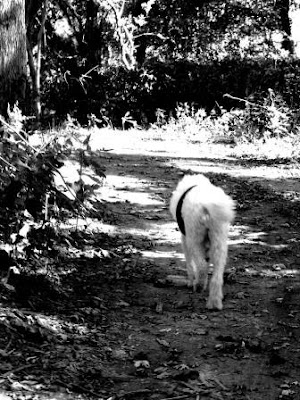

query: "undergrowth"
left=0, top=107, right=105, bottom=271
left=151, top=90, right=300, bottom=159
left=1, top=91, right=299, bottom=271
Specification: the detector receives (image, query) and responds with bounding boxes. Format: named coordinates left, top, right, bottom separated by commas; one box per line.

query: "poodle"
left=170, top=174, right=235, bottom=310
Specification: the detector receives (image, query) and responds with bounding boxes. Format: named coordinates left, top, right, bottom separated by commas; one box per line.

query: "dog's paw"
left=188, top=280, right=204, bottom=293
left=186, top=278, right=194, bottom=290
left=199, top=273, right=208, bottom=291
left=186, top=276, right=200, bottom=292
left=187, top=274, right=208, bottom=292
left=206, top=296, right=223, bottom=310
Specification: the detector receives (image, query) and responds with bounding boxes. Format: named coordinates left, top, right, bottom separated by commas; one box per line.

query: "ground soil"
left=1, top=131, right=300, bottom=400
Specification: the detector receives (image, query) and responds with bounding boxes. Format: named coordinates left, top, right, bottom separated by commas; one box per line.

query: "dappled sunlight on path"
left=91, top=144, right=300, bottom=399
left=13, top=129, right=300, bottom=399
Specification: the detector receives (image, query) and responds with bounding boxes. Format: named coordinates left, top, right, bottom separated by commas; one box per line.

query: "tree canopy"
left=1, top=0, right=300, bottom=125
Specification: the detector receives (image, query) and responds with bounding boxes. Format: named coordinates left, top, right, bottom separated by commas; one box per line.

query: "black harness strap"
left=176, top=185, right=197, bottom=235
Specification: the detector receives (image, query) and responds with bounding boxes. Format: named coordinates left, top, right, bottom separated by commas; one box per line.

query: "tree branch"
left=106, top=0, right=136, bottom=70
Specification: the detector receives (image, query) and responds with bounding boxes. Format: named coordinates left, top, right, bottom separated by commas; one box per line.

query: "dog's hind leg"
left=184, top=234, right=208, bottom=292
left=181, top=235, right=194, bottom=289
left=206, top=223, right=230, bottom=310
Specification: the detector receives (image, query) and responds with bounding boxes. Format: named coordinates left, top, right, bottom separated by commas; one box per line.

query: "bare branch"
left=106, top=0, right=136, bottom=70
left=223, top=93, right=267, bottom=109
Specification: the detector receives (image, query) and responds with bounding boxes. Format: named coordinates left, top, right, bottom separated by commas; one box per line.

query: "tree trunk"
left=0, top=0, right=27, bottom=117
left=289, top=1, right=300, bottom=58
left=85, top=0, right=100, bottom=67
left=275, top=0, right=294, bottom=54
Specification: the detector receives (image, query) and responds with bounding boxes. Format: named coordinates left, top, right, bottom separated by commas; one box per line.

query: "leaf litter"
left=0, top=141, right=300, bottom=400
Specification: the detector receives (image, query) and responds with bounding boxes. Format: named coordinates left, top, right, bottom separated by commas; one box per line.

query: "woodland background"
left=1, top=0, right=300, bottom=265
left=2, top=0, right=300, bottom=128
left=1, top=3, right=300, bottom=398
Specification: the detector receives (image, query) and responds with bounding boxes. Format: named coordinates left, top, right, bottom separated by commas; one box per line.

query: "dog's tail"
left=205, top=193, right=235, bottom=225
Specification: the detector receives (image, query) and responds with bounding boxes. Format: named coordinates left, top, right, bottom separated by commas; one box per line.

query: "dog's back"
left=170, top=174, right=235, bottom=228
left=170, top=174, right=235, bottom=309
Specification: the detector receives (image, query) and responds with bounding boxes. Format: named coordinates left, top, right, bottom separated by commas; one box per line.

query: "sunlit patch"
left=100, top=174, right=165, bottom=206
left=61, top=218, right=111, bottom=233
left=169, top=158, right=300, bottom=181
left=141, top=249, right=184, bottom=260
left=230, top=225, right=266, bottom=243
left=0, top=308, right=89, bottom=342
left=229, top=225, right=289, bottom=249
left=36, top=313, right=89, bottom=337
left=54, top=18, right=73, bottom=39
left=245, top=266, right=300, bottom=278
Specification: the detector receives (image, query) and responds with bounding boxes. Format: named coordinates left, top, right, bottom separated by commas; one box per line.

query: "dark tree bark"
left=26, top=0, right=48, bottom=122
left=85, top=0, right=100, bottom=67
left=275, top=0, right=294, bottom=53
left=0, top=0, right=27, bottom=116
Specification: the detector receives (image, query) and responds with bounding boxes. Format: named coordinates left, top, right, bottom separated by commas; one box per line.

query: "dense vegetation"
left=1, top=0, right=300, bottom=265
left=21, top=0, right=300, bottom=126
left=1, top=4, right=300, bottom=398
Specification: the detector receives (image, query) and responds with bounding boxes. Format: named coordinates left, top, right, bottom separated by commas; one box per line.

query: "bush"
left=158, top=89, right=298, bottom=144
left=40, top=56, right=300, bottom=130
left=0, top=107, right=105, bottom=264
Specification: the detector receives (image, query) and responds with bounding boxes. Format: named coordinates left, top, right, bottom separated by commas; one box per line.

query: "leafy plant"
left=224, top=90, right=294, bottom=142
left=0, top=106, right=105, bottom=264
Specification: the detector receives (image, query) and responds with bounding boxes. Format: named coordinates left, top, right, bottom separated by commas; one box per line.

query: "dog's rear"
left=170, top=174, right=235, bottom=310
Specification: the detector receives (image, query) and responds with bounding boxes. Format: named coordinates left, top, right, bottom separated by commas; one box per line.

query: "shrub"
left=0, top=107, right=105, bottom=264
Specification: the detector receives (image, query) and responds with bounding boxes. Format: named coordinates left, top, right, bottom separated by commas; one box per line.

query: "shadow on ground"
left=1, top=150, right=300, bottom=400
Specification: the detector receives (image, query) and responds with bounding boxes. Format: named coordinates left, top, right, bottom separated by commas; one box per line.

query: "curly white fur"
left=170, top=174, right=235, bottom=310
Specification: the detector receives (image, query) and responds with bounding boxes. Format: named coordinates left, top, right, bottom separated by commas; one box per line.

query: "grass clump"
left=150, top=92, right=300, bottom=160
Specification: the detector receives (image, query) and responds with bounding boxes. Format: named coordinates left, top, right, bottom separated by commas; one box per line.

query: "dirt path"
left=95, top=133, right=300, bottom=400
left=1, top=132, right=300, bottom=400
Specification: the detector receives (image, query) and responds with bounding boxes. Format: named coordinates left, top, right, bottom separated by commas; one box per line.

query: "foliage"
left=0, top=106, right=105, bottom=264
left=143, top=0, right=286, bottom=63
left=20, top=0, right=300, bottom=127
left=223, top=90, right=296, bottom=141
left=161, top=88, right=299, bottom=144
left=36, top=52, right=300, bottom=128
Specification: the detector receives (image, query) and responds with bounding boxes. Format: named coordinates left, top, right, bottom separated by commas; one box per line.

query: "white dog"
left=170, top=174, right=235, bottom=310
